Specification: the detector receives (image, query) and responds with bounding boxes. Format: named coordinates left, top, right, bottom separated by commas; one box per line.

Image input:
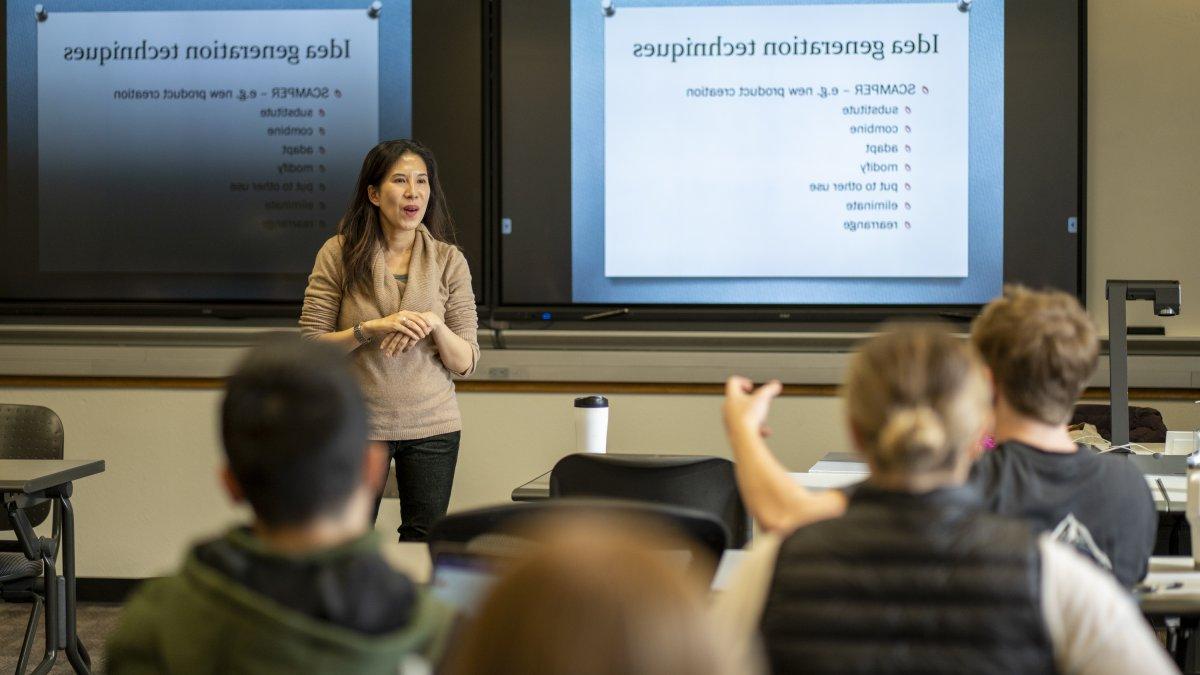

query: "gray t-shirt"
left=968, top=441, right=1157, bottom=587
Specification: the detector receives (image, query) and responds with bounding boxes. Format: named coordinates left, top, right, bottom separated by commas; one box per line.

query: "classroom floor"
left=0, top=602, right=120, bottom=673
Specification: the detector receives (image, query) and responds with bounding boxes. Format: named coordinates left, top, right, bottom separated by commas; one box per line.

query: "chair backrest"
left=426, top=498, right=728, bottom=577
left=549, top=453, right=752, bottom=548
left=0, top=404, right=64, bottom=531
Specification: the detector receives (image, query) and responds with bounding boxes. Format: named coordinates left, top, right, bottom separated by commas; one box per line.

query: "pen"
left=582, top=308, right=630, bottom=321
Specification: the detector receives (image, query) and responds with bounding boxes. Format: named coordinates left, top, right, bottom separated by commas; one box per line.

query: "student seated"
left=724, top=286, right=1156, bottom=587
left=968, top=285, right=1156, bottom=586
left=107, top=338, right=453, bottom=674
left=716, top=325, right=1176, bottom=674
left=445, top=516, right=749, bottom=675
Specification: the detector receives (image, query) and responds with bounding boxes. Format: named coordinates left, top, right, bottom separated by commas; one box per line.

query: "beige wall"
left=0, top=386, right=846, bottom=577
left=1086, top=0, right=1200, bottom=335
left=5, top=383, right=1200, bottom=578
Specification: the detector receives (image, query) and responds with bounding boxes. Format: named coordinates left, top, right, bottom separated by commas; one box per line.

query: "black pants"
left=372, top=431, right=460, bottom=542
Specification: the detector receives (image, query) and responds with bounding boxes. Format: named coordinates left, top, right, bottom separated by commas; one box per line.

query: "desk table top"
left=1141, top=556, right=1200, bottom=615
left=511, top=449, right=1191, bottom=509
left=811, top=452, right=1189, bottom=512
left=0, top=458, right=105, bottom=494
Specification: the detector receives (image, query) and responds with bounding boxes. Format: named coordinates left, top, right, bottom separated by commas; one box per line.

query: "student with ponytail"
left=715, top=325, right=1176, bottom=675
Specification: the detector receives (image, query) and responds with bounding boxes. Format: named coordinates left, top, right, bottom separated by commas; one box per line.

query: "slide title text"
left=61, top=38, right=354, bottom=66
left=631, top=33, right=939, bottom=63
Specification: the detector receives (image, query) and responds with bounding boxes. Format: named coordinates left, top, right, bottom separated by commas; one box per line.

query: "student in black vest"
left=715, top=325, right=1176, bottom=675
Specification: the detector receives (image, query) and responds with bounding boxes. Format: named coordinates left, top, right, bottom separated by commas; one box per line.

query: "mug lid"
left=574, top=395, right=609, bottom=408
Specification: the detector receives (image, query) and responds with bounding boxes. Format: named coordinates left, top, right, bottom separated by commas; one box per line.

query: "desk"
left=1, top=458, right=104, bottom=675
left=511, top=471, right=551, bottom=502
left=1143, top=557, right=1200, bottom=615
left=1142, top=557, right=1200, bottom=673
left=704, top=553, right=1200, bottom=604
left=392, top=542, right=1192, bottom=601
left=810, top=451, right=1190, bottom=513
left=512, top=452, right=1186, bottom=509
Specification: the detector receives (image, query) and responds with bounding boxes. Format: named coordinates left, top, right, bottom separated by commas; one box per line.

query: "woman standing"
left=300, top=139, right=478, bottom=541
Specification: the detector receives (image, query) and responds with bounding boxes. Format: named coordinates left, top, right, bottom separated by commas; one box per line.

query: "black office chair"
left=0, top=404, right=88, bottom=673
left=549, top=453, right=752, bottom=548
left=426, top=498, right=728, bottom=579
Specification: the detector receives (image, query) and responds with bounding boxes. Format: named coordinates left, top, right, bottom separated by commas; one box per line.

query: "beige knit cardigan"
left=299, top=225, right=479, bottom=440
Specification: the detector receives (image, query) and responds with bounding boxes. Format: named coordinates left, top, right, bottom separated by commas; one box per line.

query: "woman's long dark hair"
left=337, top=139, right=457, bottom=296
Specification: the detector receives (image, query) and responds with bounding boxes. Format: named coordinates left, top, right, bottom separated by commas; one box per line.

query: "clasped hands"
left=364, top=311, right=443, bottom=357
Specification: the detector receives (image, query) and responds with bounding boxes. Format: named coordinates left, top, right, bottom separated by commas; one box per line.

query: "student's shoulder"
left=107, top=572, right=193, bottom=653
left=1087, top=447, right=1152, bottom=483
left=967, top=445, right=1011, bottom=482
left=122, top=570, right=192, bottom=612
left=987, top=441, right=1041, bottom=460
left=406, top=587, right=459, bottom=662
left=966, top=444, right=1038, bottom=502
left=1073, top=448, right=1154, bottom=511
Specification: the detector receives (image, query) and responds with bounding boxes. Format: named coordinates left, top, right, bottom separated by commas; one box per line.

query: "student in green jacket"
left=107, top=338, right=454, bottom=674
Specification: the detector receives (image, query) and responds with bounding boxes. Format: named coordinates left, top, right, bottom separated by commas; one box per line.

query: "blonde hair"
left=444, top=518, right=740, bottom=675
left=845, top=324, right=990, bottom=475
left=971, top=285, right=1099, bottom=425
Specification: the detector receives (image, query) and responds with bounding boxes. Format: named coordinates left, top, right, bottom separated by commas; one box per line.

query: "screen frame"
left=490, top=0, right=1087, bottom=326
left=0, top=0, right=491, bottom=319
left=0, top=0, right=1085, bottom=325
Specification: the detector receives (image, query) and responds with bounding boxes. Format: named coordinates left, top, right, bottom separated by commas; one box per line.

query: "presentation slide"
left=605, top=4, right=967, bottom=278
left=572, top=0, right=1003, bottom=305
left=6, top=0, right=410, bottom=277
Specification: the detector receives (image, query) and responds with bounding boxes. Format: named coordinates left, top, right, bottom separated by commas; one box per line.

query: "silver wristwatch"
left=353, top=322, right=372, bottom=345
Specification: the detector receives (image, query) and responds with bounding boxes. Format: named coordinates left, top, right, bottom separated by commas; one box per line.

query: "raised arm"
left=723, top=376, right=848, bottom=534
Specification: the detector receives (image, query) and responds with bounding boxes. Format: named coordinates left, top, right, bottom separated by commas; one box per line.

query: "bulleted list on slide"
left=36, top=9, right=379, bottom=274
left=604, top=3, right=969, bottom=279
